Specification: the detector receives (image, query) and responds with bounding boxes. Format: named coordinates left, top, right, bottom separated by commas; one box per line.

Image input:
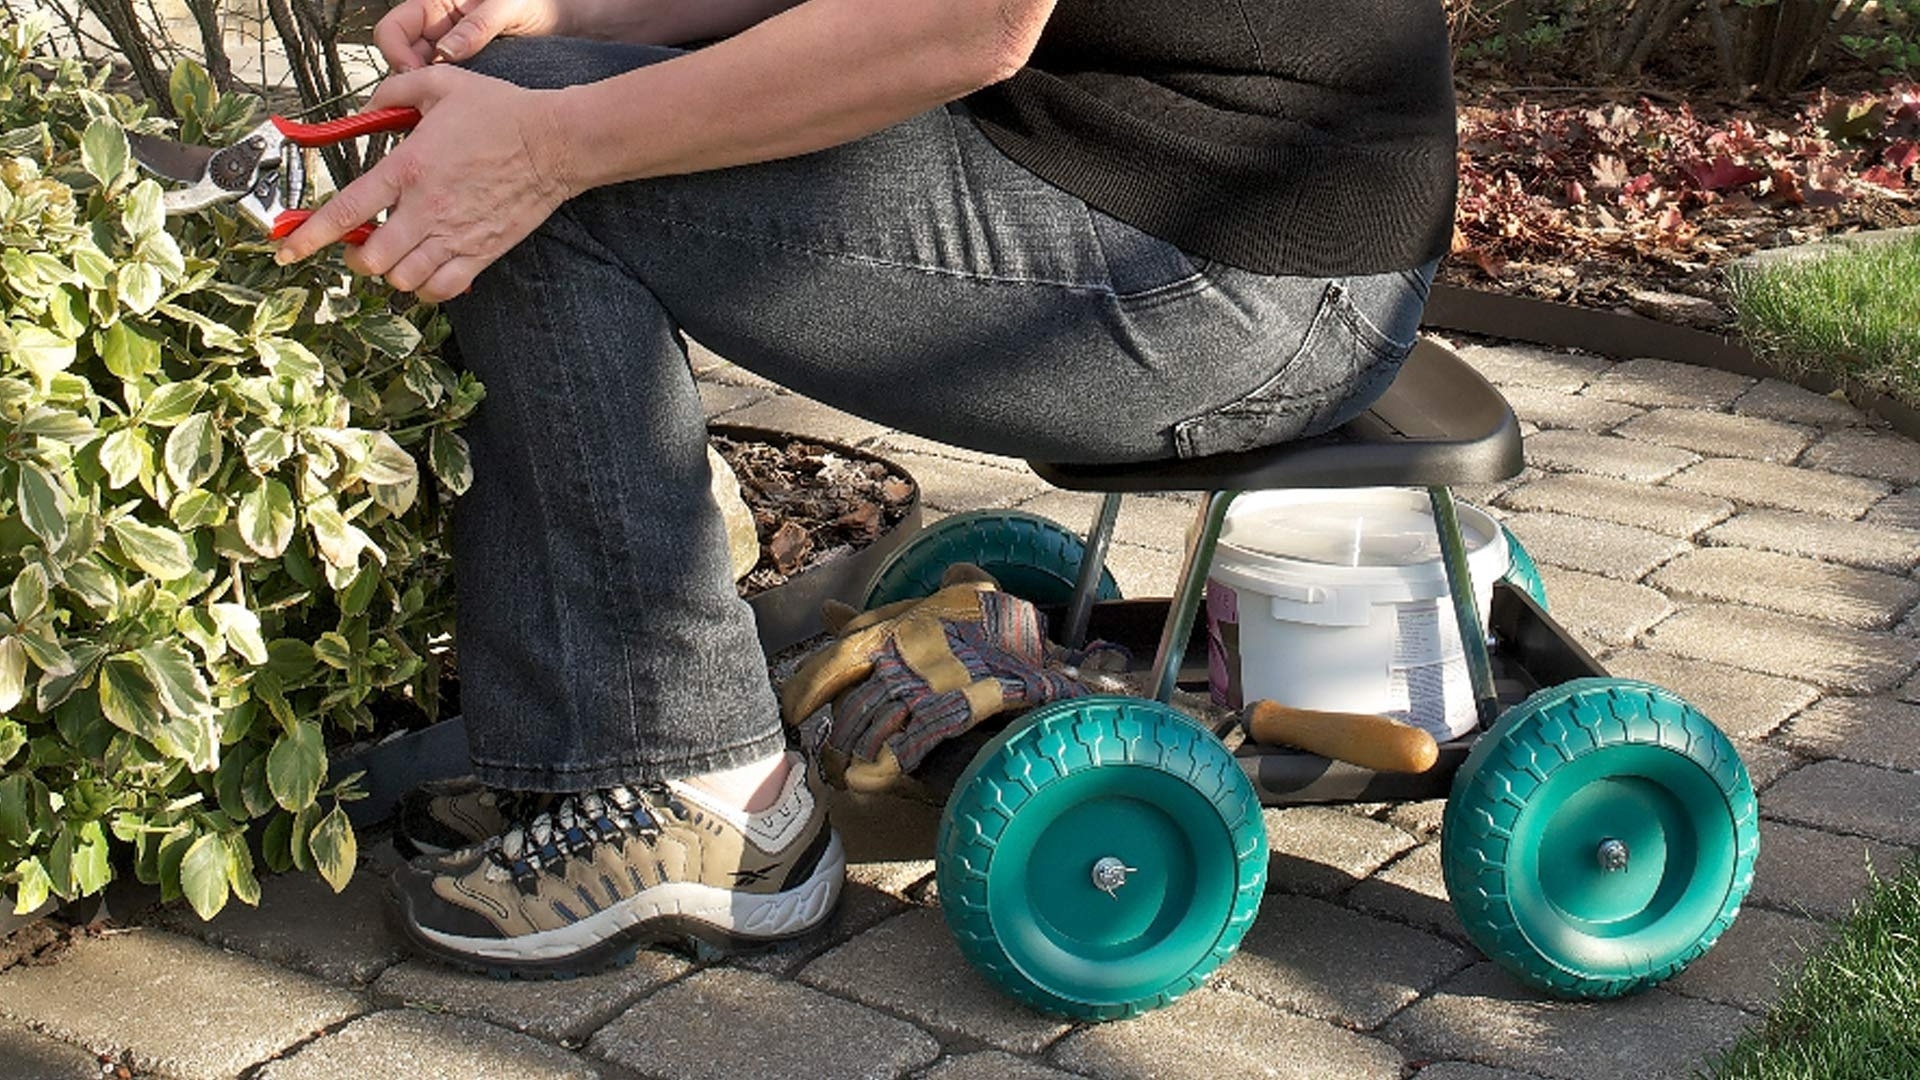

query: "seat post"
left=1427, top=486, right=1501, bottom=728
left=1149, top=490, right=1237, bottom=703
left=1063, top=493, right=1124, bottom=650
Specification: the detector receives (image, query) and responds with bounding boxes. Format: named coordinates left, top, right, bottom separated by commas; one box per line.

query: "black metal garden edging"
left=1423, top=282, right=1920, bottom=443
left=327, top=424, right=924, bottom=827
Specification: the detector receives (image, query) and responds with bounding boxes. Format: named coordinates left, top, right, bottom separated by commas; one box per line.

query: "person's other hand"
left=374, top=0, right=563, bottom=71
left=272, top=66, right=575, bottom=303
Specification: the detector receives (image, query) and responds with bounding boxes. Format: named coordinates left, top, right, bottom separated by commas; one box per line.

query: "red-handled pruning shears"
left=128, top=107, right=420, bottom=244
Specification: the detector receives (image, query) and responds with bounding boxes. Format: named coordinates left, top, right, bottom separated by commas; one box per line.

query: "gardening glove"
left=780, top=565, right=1093, bottom=793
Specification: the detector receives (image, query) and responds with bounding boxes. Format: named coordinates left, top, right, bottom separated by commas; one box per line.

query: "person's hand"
left=373, top=0, right=564, bottom=71
left=272, top=66, right=575, bottom=304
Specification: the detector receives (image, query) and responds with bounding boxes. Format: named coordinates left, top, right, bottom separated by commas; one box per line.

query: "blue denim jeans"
left=447, top=37, right=1436, bottom=790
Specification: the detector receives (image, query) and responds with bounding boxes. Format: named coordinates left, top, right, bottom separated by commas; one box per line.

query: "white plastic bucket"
left=1203, top=488, right=1509, bottom=742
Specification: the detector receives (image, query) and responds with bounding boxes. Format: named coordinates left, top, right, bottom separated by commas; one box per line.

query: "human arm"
left=277, top=0, right=1057, bottom=301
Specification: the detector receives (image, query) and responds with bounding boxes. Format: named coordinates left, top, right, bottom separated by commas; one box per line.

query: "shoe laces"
left=483, top=784, right=673, bottom=891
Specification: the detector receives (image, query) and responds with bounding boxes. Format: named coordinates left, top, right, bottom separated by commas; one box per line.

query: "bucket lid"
left=1218, top=489, right=1495, bottom=568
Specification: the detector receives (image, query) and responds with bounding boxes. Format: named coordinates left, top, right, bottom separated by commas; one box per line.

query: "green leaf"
left=428, top=430, right=474, bottom=495
left=357, top=431, right=417, bottom=487
left=116, top=262, right=164, bottom=315
left=15, top=625, right=73, bottom=678
left=163, top=412, right=222, bottom=489
left=0, top=716, right=24, bottom=767
left=249, top=288, right=308, bottom=338
left=358, top=312, right=422, bottom=358
left=155, top=302, right=244, bottom=352
left=0, top=776, right=34, bottom=845
left=16, top=462, right=69, bottom=549
left=35, top=643, right=103, bottom=713
left=254, top=337, right=324, bottom=385
left=70, top=820, right=110, bottom=895
left=266, top=721, right=325, bottom=811
left=215, top=740, right=259, bottom=821
left=17, top=406, right=96, bottom=444
left=169, top=487, right=225, bottom=530
left=237, top=478, right=295, bottom=558
left=99, top=428, right=151, bottom=490
left=307, top=501, right=375, bottom=570
left=312, top=631, right=353, bottom=671
left=80, top=119, right=128, bottom=187
left=243, top=427, right=293, bottom=472
left=288, top=802, right=317, bottom=872
left=97, top=317, right=161, bottom=380
left=143, top=381, right=207, bottom=427
left=134, top=640, right=214, bottom=721
left=9, top=322, right=76, bottom=378
left=98, top=655, right=174, bottom=752
left=10, top=563, right=49, bottom=622
left=11, top=857, right=51, bottom=914
left=338, top=566, right=379, bottom=618
left=122, top=179, right=165, bottom=239
left=61, top=559, right=120, bottom=614
left=179, top=832, right=230, bottom=919
left=110, top=518, right=195, bottom=580
left=169, top=61, right=215, bottom=121
left=210, top=602, right=267, bottom=665
left=308, top=805, right=356, bottom=893
left=224, top=832, right=259, bottom=906
left=261, top=811, right=294, bottom=874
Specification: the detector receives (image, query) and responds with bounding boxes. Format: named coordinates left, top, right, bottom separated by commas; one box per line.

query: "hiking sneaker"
left=387, top=752, right=844, bottom=977
left=392, top=777, right=533, bottom=860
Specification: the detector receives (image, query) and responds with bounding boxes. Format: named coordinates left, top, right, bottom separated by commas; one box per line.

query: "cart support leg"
left=1150, top=490, right=1237, bottom=703
left=1428, top=486, right=1501, bottom=729
left=1064, top=493, right=1123, bottom=650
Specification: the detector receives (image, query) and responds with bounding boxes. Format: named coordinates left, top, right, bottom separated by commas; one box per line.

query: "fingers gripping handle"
left=270, top=107, right=421, bottom=147
left=270, top=209, right=375, bottom=246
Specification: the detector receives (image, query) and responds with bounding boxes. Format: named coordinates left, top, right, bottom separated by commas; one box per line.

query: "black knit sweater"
left=965, top=0, right=1458, bottom=277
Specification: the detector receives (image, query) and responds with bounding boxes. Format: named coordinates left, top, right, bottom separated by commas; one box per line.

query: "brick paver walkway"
left=2, top=334, right=1916, bottom=1079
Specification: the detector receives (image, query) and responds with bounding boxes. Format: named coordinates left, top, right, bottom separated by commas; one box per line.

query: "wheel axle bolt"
left=1597, top=838, right=1630, bottom=873
left=1091, top=856, right=1137, bottom=898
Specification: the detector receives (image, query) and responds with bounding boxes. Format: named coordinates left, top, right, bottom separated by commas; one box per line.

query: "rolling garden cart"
left=849, top=336, right=1759, bottom=1020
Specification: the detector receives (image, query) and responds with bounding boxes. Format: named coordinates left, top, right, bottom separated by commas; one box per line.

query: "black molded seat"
left=1030, top=337, right=1523, bottom=493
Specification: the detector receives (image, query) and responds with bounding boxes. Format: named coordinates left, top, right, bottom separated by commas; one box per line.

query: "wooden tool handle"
left=1245, top=700, right=1439, bottom=774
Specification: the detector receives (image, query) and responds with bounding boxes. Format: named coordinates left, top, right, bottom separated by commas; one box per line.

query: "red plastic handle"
left=270, top=107, right=420, bottom=148
left=270, top=209, right=375, bottom=246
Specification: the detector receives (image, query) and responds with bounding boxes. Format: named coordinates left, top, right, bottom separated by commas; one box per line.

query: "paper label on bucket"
left=1385, top=603, right=1476, bottom=740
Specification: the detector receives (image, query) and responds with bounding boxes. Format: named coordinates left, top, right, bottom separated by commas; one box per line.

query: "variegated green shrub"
left=0, top=15, right=481, bottom=919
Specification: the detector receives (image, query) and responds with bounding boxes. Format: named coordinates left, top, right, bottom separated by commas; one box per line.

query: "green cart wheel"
left=937, top=696, right=1265, bottom=1020
left=864, top=510, right=1121, bottom=609
left=1442, top=677, right=1757, bottom=998
left=1500, top=524, right=1549, bottom=611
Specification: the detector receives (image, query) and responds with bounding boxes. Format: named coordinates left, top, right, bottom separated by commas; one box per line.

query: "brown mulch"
left=713, top=434, right=917, bottom=598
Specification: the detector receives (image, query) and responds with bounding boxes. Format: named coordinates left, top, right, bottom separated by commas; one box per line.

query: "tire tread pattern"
left=865, top=511, right=1122, bottom=609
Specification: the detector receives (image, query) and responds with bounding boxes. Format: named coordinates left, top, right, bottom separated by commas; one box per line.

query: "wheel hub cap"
left=1091, top=856, right=1137, bottom=898
left=1597, top=838, right=1630, bottom=873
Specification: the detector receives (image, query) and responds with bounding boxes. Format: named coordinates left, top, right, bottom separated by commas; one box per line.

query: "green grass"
left=1705, top=855, right=1920, bottom=1080
left=1729, top=232, right=1920, bottom=411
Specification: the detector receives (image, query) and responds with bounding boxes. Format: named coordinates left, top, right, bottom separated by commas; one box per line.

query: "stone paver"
left=1801, top=428, right=1920, bottom=487
left=1648, top=548, right=1920, bottom=630
left=799, top=909, right=1070, bottom=1054
left=1017, top=489, right=1197, bottom=555
left=725, top=393, right=893, bottom=448
left=1346, top=844, right=1467, bottom=943
left=1500, top=512, right=1688, bottom=582
left=1534, top=566, right=1672, bottom=648
left=1665, top=907, right=1828, bottom=1014
left=1642, top=605, right=1917, bottom=694
left=881, top=450, right=1048, bottom=514
left=1666, top=458, right=1891, bottom=518
left=1454, top=342, right=1612, bottom=393
left=1703, top=510, right=1920, bottom=573
left=1521, top=430, right=1698, bottom=482
left=1751, top=820, right=1910, bottom=922
left=1495, top=386, right=1643, bottom=432
left=1386, top=963, right=1753, bottom=1080
left=0, top=1024, right=104, bottom=1080
left=1764, top=760, right=1920, bottom=845
left=259, top=1010, right=598, bottom=1080
left=1224, top=895, right=1469, bottom=1029
left=1496, top=473, right=1731, bottom=537
left=1732, top=378, right=1868, bottom=427
left=700, top=380, right=773, bottom=419
left=685, top=338, right=730, bottom=376
left=374, top=951, right=688, bottom=1045
left=1599, top=649, right=1818, bottom=740
left=0, top=930, right=365, bottom=1080
left=1584, top=357, right=1754, bottom=409
left=870, top=432, right=1033, bottom=473
left=1866, top=488, right=1920, bottom=530
left=1383, top=799, right=1446, bottom=841
left=1102, top=541, right=1183, bottom=599
left=1262, top=807, right=1417, bottom=898
left=1613, top=408, right=1813, bottom=462
left=1777, top=696, right=1920, bottom=771
left=590, top=968, right=940, bottom=1080
left=1414, top=1065, right=1549, bottom=1080
left=920, top=1051, right=1083, bottom=1080
left=154, top=862, right=406, bottom=985
left=1730, top=739, right=1803, bottom=792
left=1051, top=988, right=1403, bottom=1080
left=729, top=878, right=913, bottom=978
